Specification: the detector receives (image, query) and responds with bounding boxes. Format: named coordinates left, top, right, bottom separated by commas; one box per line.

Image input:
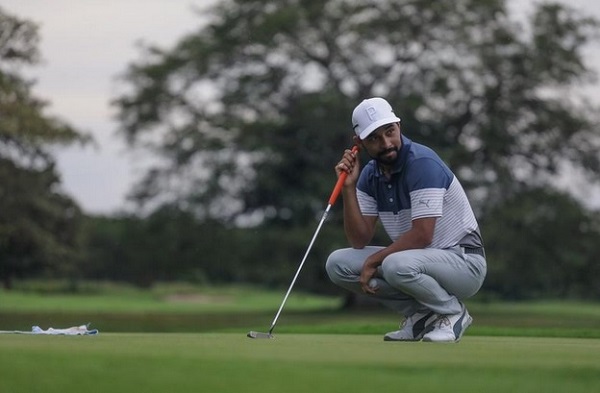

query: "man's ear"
left=352, top=135, right=362, bottom=147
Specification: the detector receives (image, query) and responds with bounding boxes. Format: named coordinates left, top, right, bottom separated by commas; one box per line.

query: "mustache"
left=377, top=147, right=397, bottom=158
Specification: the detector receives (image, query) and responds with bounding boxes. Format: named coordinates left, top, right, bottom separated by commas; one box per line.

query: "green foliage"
left=481, top=188, right=600, bottom=299
left=81, top=197, right=600, bottom=301
left=0, top=160, right=84, bottom=285
left=82, top=209, right=349, bottom=291
left=0, top=6, right=89, bottom=288
left=108, top=0, right=600, bottom=301
left=115, top=0, right=600, bottom=222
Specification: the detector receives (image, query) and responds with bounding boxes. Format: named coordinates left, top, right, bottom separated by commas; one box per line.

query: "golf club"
left=247, top=145, right=359, bottom=339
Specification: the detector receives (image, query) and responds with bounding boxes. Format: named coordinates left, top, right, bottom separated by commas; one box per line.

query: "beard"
left=374, top=147, right=399, bottom=166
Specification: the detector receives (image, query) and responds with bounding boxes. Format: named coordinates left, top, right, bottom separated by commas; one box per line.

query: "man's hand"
left=359, top=258, right=380, bottom=295
left=335, top=147, right=360, bottom=187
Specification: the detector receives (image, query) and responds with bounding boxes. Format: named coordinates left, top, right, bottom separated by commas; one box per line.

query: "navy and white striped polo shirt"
left=356, top=135, right=482, bottom=249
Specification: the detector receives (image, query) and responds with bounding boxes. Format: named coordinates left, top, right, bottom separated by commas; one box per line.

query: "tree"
left=112, top=0, right=600, bottom=300
left=114, top=0, right=600, bottom=225
left=481, top=188, right=600, bottom=299
left=0, top=7, right=89, bottom=288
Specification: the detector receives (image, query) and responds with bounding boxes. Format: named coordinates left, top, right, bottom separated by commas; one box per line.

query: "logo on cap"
left=366, top=106, right=377, bottom=121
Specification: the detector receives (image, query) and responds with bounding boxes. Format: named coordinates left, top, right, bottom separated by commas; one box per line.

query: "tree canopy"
left=0, top=6, right=89, bottom=288
left=115, top=0, right=600, bottom=225
left=84, top=0, right=600, bottom=300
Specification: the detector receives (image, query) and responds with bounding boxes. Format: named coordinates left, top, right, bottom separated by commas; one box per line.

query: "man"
left=325, top=97, right=487, bottom=342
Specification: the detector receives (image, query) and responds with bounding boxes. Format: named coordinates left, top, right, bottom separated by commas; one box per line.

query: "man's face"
left=360, top=122, right=402, bottom=166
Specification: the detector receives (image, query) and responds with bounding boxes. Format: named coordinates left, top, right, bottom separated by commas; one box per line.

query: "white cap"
left=352, top=97, right=401, bottom=139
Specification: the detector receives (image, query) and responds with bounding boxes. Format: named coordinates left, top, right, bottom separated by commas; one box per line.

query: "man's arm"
left=335, top=147, right=377, bottom=248
left=342, top=185, right=378, bottom=248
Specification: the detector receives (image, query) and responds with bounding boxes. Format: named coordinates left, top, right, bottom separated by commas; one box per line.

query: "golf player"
left=326, top=97, right=487, bottom=342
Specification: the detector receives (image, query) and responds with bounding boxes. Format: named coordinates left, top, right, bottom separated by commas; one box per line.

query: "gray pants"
left=325, top=246, right=487, bottom=316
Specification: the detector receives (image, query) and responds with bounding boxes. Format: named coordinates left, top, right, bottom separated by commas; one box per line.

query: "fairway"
left=1, top=333, right=599, bottom=393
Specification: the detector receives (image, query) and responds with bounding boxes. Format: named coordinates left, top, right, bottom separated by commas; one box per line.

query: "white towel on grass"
left=0, top=324, right=99, bottom=335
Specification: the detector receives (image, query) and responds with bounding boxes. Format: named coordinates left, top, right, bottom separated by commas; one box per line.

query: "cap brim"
left=358, top=116, right=401, bottom=139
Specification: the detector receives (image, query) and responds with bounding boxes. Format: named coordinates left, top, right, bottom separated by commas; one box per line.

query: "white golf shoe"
left=384, top=311, right=438, bottom=341
left=422, top=303, right=472, bottom=343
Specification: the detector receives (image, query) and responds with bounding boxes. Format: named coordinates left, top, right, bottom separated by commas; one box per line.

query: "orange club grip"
left=328, top=145, right=359, bottom=206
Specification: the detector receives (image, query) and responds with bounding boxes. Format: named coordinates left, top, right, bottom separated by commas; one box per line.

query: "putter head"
left=247, top=331, right=274, bottom=339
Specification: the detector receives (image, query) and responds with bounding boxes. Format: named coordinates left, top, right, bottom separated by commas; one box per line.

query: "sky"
left=3, top=0, right=600, bottom=214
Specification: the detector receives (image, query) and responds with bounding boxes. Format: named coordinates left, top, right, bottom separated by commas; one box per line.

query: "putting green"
left=0, top=333, right=598, bottom=392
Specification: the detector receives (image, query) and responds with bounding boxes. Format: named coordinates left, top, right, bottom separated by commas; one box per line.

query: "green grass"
left=0, top=283, right=341, bottom=313
left=0, top=333, right=598, bottom=393
left=1, top=283, right=599, bottom=392
left=1, top=283, right=600, bottom=337
left=0, top=283, right=343, bottom=333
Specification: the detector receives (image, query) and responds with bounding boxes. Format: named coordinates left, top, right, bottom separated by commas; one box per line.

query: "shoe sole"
left=383, top=336, right=420, bottom=342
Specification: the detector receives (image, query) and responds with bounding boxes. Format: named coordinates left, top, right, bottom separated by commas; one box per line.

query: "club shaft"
left=268, top=204, right=332, bottom=334
left=264, top=145, right=357, bottom=336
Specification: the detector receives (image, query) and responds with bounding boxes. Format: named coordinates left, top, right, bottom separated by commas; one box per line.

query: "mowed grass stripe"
left=1, top=333, right=599, bottom=393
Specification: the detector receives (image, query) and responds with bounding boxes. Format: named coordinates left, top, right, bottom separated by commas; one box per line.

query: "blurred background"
left=2, top=0, right=600, bottom=303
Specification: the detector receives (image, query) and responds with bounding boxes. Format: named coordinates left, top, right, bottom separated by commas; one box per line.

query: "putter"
left=247, top=146, right=359, bottom=339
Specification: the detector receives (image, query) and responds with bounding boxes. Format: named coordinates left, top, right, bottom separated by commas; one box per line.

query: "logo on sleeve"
left=418, top=199, right=431, bottom=208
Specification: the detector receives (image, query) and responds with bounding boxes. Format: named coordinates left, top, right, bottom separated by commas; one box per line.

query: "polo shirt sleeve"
left=356, top=164, right=379, bottom=216
left=406, top=158, right=452, bottom=219
left=357, top=189, right=378, bottom=216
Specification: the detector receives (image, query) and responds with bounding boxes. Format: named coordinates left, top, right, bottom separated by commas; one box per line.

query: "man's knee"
left=325, top=249, right=344, bottom=282
left=326, top=248, right=361, bottom=283
left=381, top=253, right=420, bottom=284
